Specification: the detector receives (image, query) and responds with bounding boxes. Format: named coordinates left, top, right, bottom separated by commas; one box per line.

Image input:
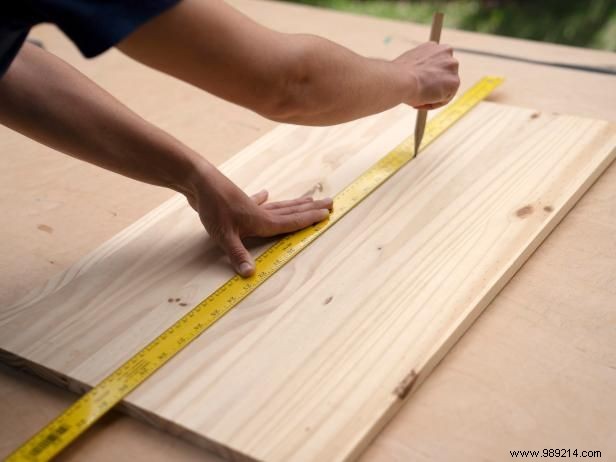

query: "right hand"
left=394, top=42, right=460, bottom=110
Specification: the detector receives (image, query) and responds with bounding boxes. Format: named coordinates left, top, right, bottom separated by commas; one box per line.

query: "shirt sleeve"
left=35, top=0, right=183, bottom=58
left=0, top=28, right=28, bottom=76
left=0, top=0, right=182, bottom=77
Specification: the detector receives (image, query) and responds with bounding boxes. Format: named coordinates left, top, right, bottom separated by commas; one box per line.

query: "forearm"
left=117, top=0, right=410, bottom=126
left=278, top=34, right=411, bottom=125
left=0, top=43, right=209, bottom=195
left=0, top=43, right=334, bottom=278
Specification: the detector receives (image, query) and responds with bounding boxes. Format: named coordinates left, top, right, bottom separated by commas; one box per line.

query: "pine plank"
left=1, top=101, right=614, bottom=461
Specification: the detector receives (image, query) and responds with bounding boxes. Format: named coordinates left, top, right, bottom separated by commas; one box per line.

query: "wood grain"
left=1, top=101, right=614, bottom=461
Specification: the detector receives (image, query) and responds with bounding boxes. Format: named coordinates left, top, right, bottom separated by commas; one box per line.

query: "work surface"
left=3, top=98, right=614, bottom=461
left=1, top=0, right=616, bottom=460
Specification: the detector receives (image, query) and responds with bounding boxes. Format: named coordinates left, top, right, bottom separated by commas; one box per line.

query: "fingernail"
left=239, top=262, right=253, bottom=277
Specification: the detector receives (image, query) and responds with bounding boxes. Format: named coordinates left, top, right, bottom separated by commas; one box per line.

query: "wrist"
left=162, top=143, right=213, bottom=199
left=391, top=58, right=420, bottom=106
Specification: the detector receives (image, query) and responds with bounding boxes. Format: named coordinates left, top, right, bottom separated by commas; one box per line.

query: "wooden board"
left=1, top=101, right=614, bottom=462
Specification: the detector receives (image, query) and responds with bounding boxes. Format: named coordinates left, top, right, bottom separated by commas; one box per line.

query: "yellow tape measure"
left=7, top=76, right=503, bottom=462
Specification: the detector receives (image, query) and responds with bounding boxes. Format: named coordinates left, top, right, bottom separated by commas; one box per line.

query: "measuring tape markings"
left=7, top=76, right=503, bottom=462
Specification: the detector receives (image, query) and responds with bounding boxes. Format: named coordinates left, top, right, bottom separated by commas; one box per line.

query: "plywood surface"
left=1, top=99, right=615, bottom=461
left=2, top=2, right=616, bottom=459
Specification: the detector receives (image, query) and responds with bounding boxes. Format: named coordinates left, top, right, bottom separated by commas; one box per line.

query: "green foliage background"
left=283, top=0, right=616, bottom=51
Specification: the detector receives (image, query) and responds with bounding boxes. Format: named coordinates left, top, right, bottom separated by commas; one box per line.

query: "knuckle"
left=437, top=44, right=451, bottom=54
left=220, top=229, right=237, bottom=245
left=206, top=222, right=228, bottom=241
left=269, top=212, right=282, bottom=225
left=259, top=214, right=277, bottom=232
left=227, top=245, right=245, bottom=260
left=290, top=215, right=303, bottom=229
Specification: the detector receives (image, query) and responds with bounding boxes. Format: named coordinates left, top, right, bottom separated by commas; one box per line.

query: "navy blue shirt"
left=0, top=0, right=181, bottom=76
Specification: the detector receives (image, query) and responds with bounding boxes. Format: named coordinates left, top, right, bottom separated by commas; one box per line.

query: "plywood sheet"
left=1, top=101, right=614, bottom=462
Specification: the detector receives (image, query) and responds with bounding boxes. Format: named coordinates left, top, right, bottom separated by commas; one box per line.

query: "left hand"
left=184, top=165, right=333, bottom=277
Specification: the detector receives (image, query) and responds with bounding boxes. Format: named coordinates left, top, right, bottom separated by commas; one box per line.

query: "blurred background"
left=282, top=0, right=616, bottom=51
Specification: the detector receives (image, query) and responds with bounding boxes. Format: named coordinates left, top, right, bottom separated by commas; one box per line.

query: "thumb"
left=221, top=233, right=254, bottom=277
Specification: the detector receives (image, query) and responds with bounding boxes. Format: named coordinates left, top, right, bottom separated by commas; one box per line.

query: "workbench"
left=1, top=0, right=615, bottom=460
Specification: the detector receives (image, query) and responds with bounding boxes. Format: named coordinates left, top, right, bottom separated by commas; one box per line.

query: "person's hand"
left=394, top=42, right=460, bottom=110
left=183, top=164, right=333, bottom=277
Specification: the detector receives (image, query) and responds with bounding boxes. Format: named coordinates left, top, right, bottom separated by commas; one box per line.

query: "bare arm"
left=117, top=0, right=460, bottom=125
left=0, top=44, right=332, bottom=276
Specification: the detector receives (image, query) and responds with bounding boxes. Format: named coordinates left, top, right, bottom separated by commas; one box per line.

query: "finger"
left=251, top=189, right=269, bottom=205
left=414, top=102, right=445, bottom=110
left=273, top=197, right=333, bottom=215
left=220, top=233, right=254, bottom=277
left=262, top=196, right=314, bottom=210
left=450, top=59, right=459, bottom=73
left=185, top=193, right=197, bottom=211
left=268, top=209, right=330, bottom=235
